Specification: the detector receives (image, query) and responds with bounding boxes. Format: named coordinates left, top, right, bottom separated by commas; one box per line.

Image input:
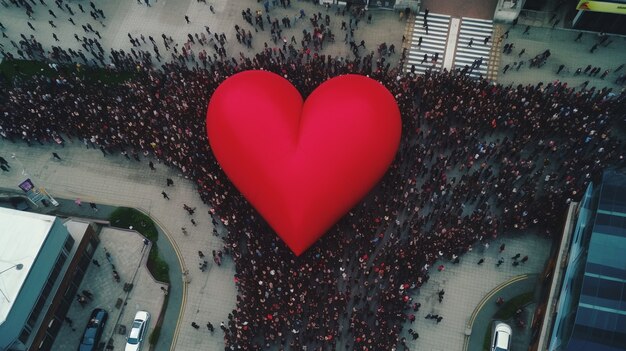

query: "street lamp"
left=0, top=263, right=24, bottom=302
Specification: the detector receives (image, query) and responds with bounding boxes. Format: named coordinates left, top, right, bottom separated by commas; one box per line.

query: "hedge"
left=109, top=207, right=169, bottom=283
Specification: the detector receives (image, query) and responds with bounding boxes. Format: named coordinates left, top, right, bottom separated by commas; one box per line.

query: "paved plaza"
left=1, top=0, right=625, bottom=350
left=0, top=0, right=407, bottom=69
left=0, top=140, right=237, bottom=351
left=0, top=131, right=554, bottom=351
left=52, top=227, right=167, bottom=351
left=403, top=231, right=551, bottom=350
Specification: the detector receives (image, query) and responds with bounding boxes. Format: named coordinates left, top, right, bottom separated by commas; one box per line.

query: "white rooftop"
left=0, top=208, right=55, bottom=325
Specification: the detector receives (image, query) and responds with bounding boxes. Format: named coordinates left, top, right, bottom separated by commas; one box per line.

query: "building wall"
left=28, top=224, right=99, bottom=351
left=0, top=220, right=98, bottom=351
left=548, top=183, right=597, bottom=351
left=0, top=219, right=68, bottom=351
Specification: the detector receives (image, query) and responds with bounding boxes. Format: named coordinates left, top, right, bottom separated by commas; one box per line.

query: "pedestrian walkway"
left=454, top=17, right=494, bottom=78
left=464, top=274, right=540, bottom=351
left=52, top=227, right=168, bottom=351
left=0, top=141, right=237, bottom=351
left=405, top=12, right=450, bottom=74
left=403, top=232, right=551, bottom=351
left=421, top=0, right=498, bottom=20
left=494, top=23, right=626, bottom=89
left=404, top=13, right=494, bottom=78
left=0, top=0, right=407, bottom=72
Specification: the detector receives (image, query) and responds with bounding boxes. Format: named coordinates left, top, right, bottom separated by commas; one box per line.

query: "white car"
left=491, top=322, right=512, bottom=351
left=125, top=311, right=151, bottom=351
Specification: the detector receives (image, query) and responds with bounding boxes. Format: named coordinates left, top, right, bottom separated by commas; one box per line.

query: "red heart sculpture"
left=206, top=70, right=401, bottom=256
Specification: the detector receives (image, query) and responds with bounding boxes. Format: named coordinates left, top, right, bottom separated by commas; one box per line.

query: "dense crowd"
left=2, top=50, right=624, bottom=350
left=2, top=1, right=626, bottom=350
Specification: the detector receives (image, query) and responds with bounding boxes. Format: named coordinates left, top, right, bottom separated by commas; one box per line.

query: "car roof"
left=91, top=308, right=107, bottom=317
left=87, top=309, right=107, bottom=327
left=495, top=323, right=512, bottom=348
left=134, top=310, right=150, bottom=321
left=129, top=324, right=142, bottom=338
left=495, top=322, right=512, bottom=334
left=83, top=327, right=97, bottom=341
left=90, top=308, right=108, bottom=320
left=80, top=309, right=108, bottom=349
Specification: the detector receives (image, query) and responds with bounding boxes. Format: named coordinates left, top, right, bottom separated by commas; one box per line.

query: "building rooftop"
left=0, top=208, right=55, bottom=325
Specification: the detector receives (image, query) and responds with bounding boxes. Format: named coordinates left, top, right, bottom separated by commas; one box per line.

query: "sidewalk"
left=0, top=140, right=235, bottom=351
left=404, top=231, right=551, bottom=351
left=422, top=0, right=498, bottom=19
left=50, top=226, right=168, bottom=351
left=465, top=274, right=539, bottom=351
left=0, top=0, right=408, bottom=70
left=493, top=23, right=626, bottom=90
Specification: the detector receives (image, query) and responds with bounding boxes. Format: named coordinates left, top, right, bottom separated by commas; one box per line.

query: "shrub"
left=147, top=246, right=170, bottom=283
left=0, top=59, right=136, bottom=86
left=109, top=207, right=169, bottom=283
left=494, top=292, right=534, bottom=320
left=149, top=325, right=161, bottom=346
left=483, top=321, right=493, bottom=351
left=110, top=207, right=158, bottom=242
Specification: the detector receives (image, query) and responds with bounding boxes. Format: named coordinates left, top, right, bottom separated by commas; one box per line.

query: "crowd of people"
left=1, top=1, right=626, bottom=350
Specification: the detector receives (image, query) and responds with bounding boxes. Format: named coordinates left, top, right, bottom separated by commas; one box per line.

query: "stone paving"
left=0, top=138, right=555, bottom=351
left=0, top=140, right=238, bottom=351
left=466, top=274, right=540, bottom=351
left=53, top=227, right=167, bottom=351
left=493, top=22, right=626, bottom=91
left=403, top=231, right=551, bottom=351
left=0, top=0, right=407, bottom=69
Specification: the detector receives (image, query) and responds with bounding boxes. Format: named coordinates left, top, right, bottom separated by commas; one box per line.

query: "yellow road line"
left=462, top=274, right=530, bottom=351
left=487, top=24, right=504, bottom=81
left=136, top=209, right=188, bottom=351
left=402, top=13, right=415, bottom=72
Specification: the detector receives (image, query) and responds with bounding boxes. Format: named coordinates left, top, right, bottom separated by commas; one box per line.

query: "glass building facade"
left=549, top=170, right=626, bottom=351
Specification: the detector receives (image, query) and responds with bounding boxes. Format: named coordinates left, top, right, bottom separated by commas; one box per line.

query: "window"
left=63, top=234, right=75, bottom=254
left=19, top=327, right=31, bottom=344
left=85, top=242, right=94, bottom=256
left=27, top=295, right=46, bottom=328
left=50, top=251, right=68, bottom=282
left=26, top=250, right=69, bottom=329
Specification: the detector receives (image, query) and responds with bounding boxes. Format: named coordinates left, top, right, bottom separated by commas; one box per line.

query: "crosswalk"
left=454, top=17, right=494, bottom=78
left=405, top=13, right=451, bottom=75
left=404, top=13, right=494, bottom=79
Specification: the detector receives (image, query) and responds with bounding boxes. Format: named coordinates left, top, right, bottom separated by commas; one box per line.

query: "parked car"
left=492, top=322, right=512, bottom=351
left=124, top=311, right=151, bottom=351
left=78, top=308, right=108, bottom=351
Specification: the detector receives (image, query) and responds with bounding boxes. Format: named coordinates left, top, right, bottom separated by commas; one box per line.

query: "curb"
left=462, top=274, right=529, bottom=351
left=146, top=213, right=188, bottom=351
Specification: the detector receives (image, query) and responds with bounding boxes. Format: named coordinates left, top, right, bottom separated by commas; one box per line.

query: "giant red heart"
left=206, top=70, right=401, bottom=256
